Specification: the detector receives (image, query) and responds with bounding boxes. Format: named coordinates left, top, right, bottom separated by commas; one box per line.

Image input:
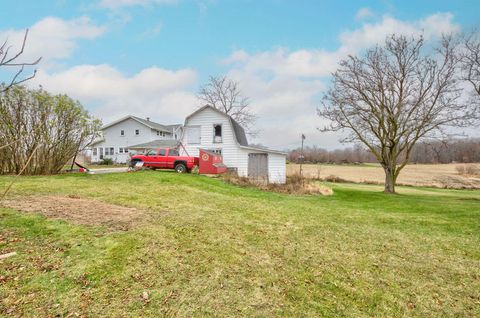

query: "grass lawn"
left=1, top=172, right=479, bottom=317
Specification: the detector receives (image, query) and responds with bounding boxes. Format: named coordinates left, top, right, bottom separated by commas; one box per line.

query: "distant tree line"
left=288, top=138, right=480, bottom=164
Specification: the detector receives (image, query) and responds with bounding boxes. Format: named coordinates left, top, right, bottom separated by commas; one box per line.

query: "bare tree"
left=460, top=31, right=480, bottom=98
left=0, top=29, right=41, bottom=92
left=318, top=34, right=479, bottom=193
left=198, top=75, right=256, bottom=135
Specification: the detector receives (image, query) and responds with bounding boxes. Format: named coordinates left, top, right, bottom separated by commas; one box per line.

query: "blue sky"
left=1, top=0, right=479, bottom=149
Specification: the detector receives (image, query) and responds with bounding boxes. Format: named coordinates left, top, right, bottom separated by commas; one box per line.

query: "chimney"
left=146, top=117, right=150, bottom=121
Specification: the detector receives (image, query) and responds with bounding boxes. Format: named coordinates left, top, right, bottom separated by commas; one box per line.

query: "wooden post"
left=299, top=134, right=305, bottom=177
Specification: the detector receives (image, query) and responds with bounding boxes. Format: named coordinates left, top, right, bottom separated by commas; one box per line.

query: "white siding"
left=181, top=107, right=286, bottom=184
left=91, top=118, right=172, bottom=163
left=181, top=108, right=240, bottom=167
left=267, top=153, right=287, bottom=184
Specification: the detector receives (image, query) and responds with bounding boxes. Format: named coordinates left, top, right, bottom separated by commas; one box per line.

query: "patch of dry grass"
left=1, top=195, right=150, bottom=231
left=223, top=172, right=333, bottom=195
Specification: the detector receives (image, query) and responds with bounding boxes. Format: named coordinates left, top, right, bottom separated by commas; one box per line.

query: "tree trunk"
left=383, top=165, right=396, bottom=194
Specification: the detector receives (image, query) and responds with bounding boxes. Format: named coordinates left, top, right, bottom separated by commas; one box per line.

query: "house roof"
left=185, top=105, right=249, bottom=147
left=101, top=115, right=180, bottom=133
left=127, top=139, right=180, bottom=149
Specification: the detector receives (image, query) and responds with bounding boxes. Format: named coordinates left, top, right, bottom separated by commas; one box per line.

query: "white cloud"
left=141, top=23, right=163, bottom=38
left=222, top=13, right=461, bottom=149
left=31, top=64, right=197, bottom=124
left=99, top=0, right=177, bottom=9
left=356, top=8, right=374, bottom=20
left=0, top=16, right=105, bottom=67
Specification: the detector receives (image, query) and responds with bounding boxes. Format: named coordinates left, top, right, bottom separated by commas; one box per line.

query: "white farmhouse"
left=181, top=105, right=287, bottom=183
left=90, top=116, right=182, bottom=163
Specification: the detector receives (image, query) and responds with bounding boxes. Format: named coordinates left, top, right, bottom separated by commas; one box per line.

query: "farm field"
left=287, top=163, right=480, bottom=189
left=1, top=172, right=479, bottom=317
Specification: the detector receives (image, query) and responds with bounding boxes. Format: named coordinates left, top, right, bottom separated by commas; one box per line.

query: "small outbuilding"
left=180, top=105, right=287, bottom=183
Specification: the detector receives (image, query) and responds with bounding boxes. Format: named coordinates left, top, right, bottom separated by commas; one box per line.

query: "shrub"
left=466, top=165, right=480, bottom=176
left=0, top=85, right=101, bottom=175
left=322, top=175, right=349, bottom=183
left=99, top=158, right=113, bottom=165
left=456, top=164, right=480, bottom=176
left=223, top=172, right=333, bottom=195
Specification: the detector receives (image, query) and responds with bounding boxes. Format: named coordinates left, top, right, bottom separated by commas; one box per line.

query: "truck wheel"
left=175, top=163, right=187, bottom=173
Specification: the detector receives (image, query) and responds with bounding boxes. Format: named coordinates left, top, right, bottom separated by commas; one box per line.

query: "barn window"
left=213, top=124, right=222, bottom=143
left=135, top=129, right=140, bottom=135
left=120, top=130, right=125, bottom=136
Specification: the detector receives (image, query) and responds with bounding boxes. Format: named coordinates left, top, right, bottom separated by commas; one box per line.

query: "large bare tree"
left=198, top=75, right=256, bottom=135
left=0, top=29, right=41, bottom=92
left=319, top=34, right=479, bottom=193
left=460, top=31, right=480, bottom=98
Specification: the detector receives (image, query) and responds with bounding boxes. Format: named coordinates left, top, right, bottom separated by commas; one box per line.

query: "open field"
left=1, top=172, right=479, bottom=317
left=288, top=163, right=480, bottom=189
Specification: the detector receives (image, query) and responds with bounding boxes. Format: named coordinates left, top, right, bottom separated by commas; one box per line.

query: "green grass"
left=1, top=172, right=479, bottom=317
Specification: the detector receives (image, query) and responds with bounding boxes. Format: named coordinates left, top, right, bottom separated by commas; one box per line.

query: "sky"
left=0, top=0, right=479, bottom=150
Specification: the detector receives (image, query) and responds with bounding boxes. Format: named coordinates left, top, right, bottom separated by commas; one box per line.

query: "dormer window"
left=213, top=124, right=222, bottom=143
left=120, top=130, right=125, bottom=136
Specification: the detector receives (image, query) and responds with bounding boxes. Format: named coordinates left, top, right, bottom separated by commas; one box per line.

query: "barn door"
left=248, top=153, right=268, bottom=182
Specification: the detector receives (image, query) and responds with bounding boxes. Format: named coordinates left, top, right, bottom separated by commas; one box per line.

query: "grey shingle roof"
left=230, top=118, right=248, bottom=146
left=130, top=116, right=172, bottom=133
left=101, top=115, right=181, bottom=133
left=127, top=139, right=180, bottom=149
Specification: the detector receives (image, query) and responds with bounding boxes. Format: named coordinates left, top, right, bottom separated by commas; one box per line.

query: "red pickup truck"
left=129, top=148, right=199, bottom=173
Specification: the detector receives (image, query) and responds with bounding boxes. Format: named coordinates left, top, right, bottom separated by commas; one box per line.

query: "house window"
left=157, top=131, right=159, bottom=136
left=105, top=147, right=114, bottom=155
left=120, top=130, right=125, bottom=136
left=213, top=124, right=222, bottom=143
left=99, top=147, right=104, bottom=159
left=119, top=148, right=124, bottom=153
left=93, top=148, right=97, bottom=156
left=124, top=148, right=128, bottom=153
left=135, top=129, right=140, bottom=135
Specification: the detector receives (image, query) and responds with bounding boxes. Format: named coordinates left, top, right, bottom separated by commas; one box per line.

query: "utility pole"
left=299, top=133, right=305, bottom=177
